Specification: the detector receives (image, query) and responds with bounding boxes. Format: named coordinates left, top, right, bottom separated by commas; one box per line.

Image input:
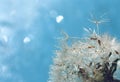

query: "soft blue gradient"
left=0, top=0, right=120, bottom=82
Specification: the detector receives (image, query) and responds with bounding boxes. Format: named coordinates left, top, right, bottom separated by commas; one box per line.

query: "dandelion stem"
left=96, top=23, right=99, bottom=34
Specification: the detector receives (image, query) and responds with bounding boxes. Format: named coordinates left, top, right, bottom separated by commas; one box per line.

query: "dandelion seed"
left=88, top=46, right=95, bottom=48
left=89, top=62, right=92, bottom=67
left=88, top=13, right=109, bottom=34
left=98, top=40, right=101, bottom=46
left=115, top=50, right=119, bottom=54
left=108, top=52, right=112, bottom=57
left=90, top=37, right=97, bottom=40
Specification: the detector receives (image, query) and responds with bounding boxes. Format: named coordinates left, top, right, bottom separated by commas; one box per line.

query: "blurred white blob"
left=23, top=37, right=31, bottom=43
left=0, top=65, right=12, bottom=78
left=2, top=35, right=8, bottom=43
left=0, top=27, right=12, bottom=44
left=1, top=65, right=8, bottom=73
left=56, top=15, right=64, bottom=23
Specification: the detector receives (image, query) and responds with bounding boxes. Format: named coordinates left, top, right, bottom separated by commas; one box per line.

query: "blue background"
left=0, top=0, right=120, bottom=82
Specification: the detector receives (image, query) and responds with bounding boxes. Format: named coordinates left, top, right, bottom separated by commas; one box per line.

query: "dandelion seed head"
left=49, top=31, right=120, bottom=82
left=49, top=15, right=120, bottom=82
